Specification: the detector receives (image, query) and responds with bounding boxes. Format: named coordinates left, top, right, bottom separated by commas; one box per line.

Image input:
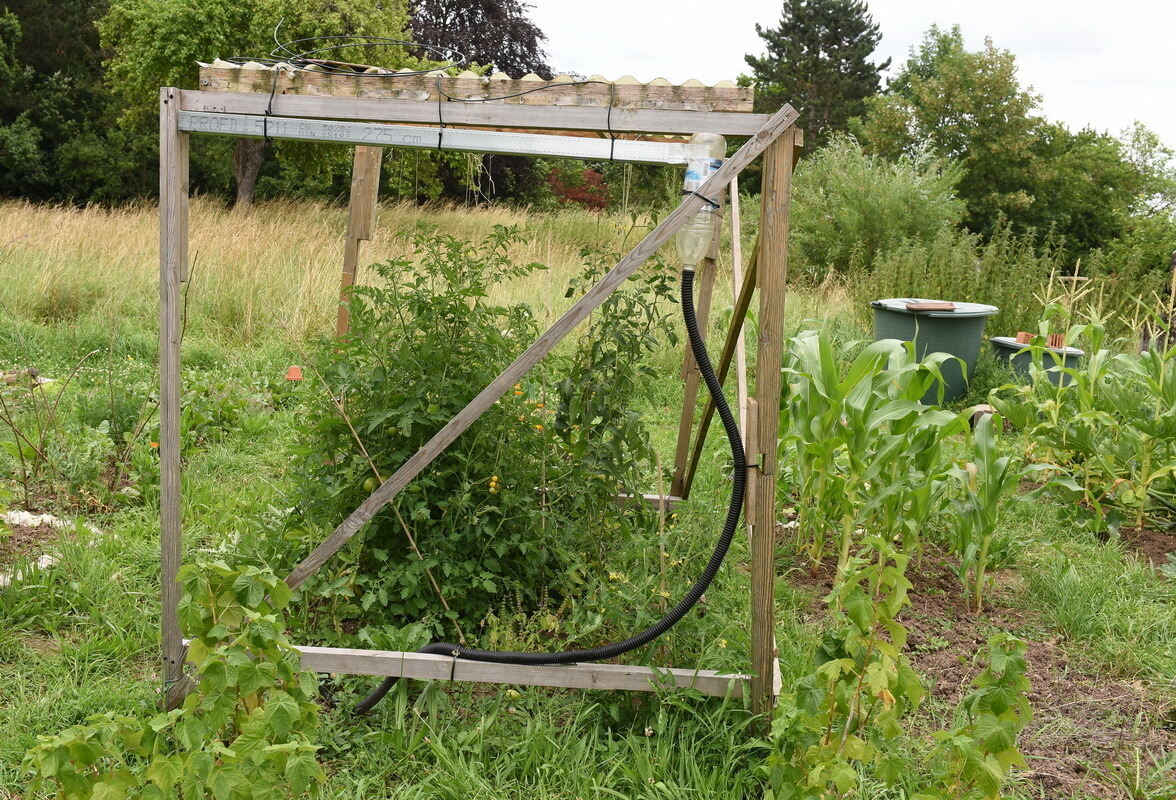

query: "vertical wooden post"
left=670, top=207, right=722, bottom=498
left=749, top=127, right=795, bottom=718
left=336, top=145, right=384, bottom=338
left=159, top=87, right=189, bottom=710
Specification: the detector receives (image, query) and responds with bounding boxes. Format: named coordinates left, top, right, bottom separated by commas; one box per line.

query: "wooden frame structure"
left=159, top=67, right=797, bottom=715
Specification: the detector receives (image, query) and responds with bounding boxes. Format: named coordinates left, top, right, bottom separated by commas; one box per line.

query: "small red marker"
left=286, top=365, right=303, bottom=381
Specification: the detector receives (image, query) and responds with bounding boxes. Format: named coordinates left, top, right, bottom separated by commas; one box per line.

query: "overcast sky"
left=527, top=0, right=1175, bottom=148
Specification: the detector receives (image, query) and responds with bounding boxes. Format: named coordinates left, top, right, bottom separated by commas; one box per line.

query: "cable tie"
left=682, top=189, right=720, bottom=210
left=448, top=651, right=459, bottom=682
left=606, top=85, right=617, bottom=162
left=436, top=75, right=445, bottom=151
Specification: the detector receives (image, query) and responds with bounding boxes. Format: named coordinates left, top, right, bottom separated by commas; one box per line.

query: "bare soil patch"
left=1116, top=526, right=1176, bottom=569
left=785, top=548, right=1175, bottom=799
left=0, top=522, right=62, bottom=569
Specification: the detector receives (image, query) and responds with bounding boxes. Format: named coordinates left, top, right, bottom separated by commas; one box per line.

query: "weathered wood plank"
left=670, top=249, right=719, bottom=497
left=614, top=492, right=683, bottom=511
left=293, top=645, right=746, bottom=697
left=179, top=90, right=771, bottom=136
left=197, top=67, right=753, bottom=112
left=283, top=103, right=799, bottom=590
left=336, top=146, right=382, bottom=337
left=159, top=87, right=189, bottom=710
left=177, top=112, right=703, bottom=165
left=749, top=130, right=796, bottom=718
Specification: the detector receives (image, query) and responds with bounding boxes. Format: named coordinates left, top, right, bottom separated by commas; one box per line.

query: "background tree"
left=859, top=25, right=1149, bottom=254
left=405, top=0, right=553, bottom=204
left=858, top=26, right=1040, bottom=239
left=0, top=1, right=148, bottom=201
left=98, top=0, right=414, bottom=206
left=744, top=0, right=889, bottom=147
left=408, top=0, right=551, bottom=79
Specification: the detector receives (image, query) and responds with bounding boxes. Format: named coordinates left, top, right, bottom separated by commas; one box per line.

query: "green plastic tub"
left=871, top=297, right=998, bottom=404
left=990, top=336, right=1083, bottom=386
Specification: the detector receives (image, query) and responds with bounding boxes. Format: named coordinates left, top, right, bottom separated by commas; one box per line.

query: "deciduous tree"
left=99, top=0, right=413, bottom=205
left=408, top=0, right=551, bottom=79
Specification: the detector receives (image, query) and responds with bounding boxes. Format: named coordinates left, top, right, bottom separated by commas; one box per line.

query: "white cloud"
left=526, top=0, right=1176, bottom=146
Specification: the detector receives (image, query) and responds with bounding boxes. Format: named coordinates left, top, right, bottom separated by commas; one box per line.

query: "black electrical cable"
left=354, top=264, right=746, bottom=714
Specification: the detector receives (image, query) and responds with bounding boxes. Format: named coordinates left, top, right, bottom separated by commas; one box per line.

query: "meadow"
left=0, top=198, right=1173, bottom=799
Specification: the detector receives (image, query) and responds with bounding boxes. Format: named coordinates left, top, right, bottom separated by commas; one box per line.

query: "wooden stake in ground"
left=159, top=87, right=189, bottom=709
left=670, top=196, right=722, bottom=499
left=729, top=177, right=749, bottom=439
left=336, top=146, right=383, bottom=338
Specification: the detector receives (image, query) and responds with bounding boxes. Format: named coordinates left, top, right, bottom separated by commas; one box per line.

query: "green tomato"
left=363, top=477, right=379, bottom=493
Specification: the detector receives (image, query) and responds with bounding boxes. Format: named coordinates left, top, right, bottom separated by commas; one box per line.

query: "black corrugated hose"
left=354, top=267, right=745, bottom=714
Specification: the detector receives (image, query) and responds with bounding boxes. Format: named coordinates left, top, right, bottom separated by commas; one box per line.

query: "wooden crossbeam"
left=283, top=103, right=800, bottom=591
left=179, top=90, right=770, bottom=136
left=293, top=645, right=747, bottom=697
left=178, top=112, right=706, bottom=165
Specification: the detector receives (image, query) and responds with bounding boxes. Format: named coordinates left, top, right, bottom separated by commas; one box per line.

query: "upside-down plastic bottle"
left=675, top=132, right=727, bottom=268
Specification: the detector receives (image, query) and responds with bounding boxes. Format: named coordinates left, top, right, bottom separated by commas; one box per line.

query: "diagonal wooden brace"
left=680, top=235, right=760, bottom=499
left=284, top=104, right=800, bottom=590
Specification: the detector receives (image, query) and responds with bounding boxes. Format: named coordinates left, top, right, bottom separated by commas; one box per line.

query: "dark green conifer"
left=745, top=0, right=890, bottom=147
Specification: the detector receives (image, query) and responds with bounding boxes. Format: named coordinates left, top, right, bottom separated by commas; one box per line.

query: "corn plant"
left=779, top=331, right=966, bottom=575
left=992, top=311, right=1176, bottom=529
left=952, top=413, right=1051, bottom=613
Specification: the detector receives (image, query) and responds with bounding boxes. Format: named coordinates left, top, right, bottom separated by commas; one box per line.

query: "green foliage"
left=789, top=135, right=964, bottom=280
left=855, top=223, right=1061, bottom=337
left=745, top=0, right=890, bottom=146
left=916, top=634, right=1031, bottom=800
left=0, top=3, right=145, bottom=202
left=991, top=314, right=1176, bottom=530
left=779, top=330, right=965, bottom=572
left=22, top=562, right=324, bottom=799
left=859, top=25, right=1149, bottom=254
left=287, top=225, right=669, bottom=631
left=859, top=25, right=1042, bottom=240
left=763, top=535, right=923, bottom=799
left=97, top=0, right=415, bottom=202
left=951, top=413, right=1052, bottom=612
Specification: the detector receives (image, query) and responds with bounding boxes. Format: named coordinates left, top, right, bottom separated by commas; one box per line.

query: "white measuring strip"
left=178, top=111, right=707, bottom=165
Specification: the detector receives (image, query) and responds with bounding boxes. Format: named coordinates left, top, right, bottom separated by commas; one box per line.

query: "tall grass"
left=0, top=199, right=643, bottom=343
left=0, top=198, right=864, bottom=353
left=852, top=224, right=1168, bottom=337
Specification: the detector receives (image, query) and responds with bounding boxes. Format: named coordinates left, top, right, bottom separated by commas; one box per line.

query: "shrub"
left=789, top=135, right=964, bottom=281
left=287, top=225, right=669, bottom=633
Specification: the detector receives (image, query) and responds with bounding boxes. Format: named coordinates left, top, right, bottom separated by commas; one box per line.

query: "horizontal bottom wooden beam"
left=294, top=645, right=747, bottom=697
left=613, top=492, right=684, bottom=511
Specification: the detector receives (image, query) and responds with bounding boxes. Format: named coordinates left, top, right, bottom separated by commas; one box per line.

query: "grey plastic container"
left=871, top=297, right=999, bottom=404
left=990, top=336, right=1083, bottom=386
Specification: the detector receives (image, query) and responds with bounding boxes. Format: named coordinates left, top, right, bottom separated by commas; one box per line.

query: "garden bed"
left=1114, top=527, right=1176, bottom=569
left=787, top=547, right=1175, bottom=800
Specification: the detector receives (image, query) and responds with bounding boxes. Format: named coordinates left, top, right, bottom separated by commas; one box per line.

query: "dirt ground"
left=1117, top=526, right=1176, bottom=569
left=0, top=522, right=62, bottom=569
left=787, top=548, right=1175, bottom=800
